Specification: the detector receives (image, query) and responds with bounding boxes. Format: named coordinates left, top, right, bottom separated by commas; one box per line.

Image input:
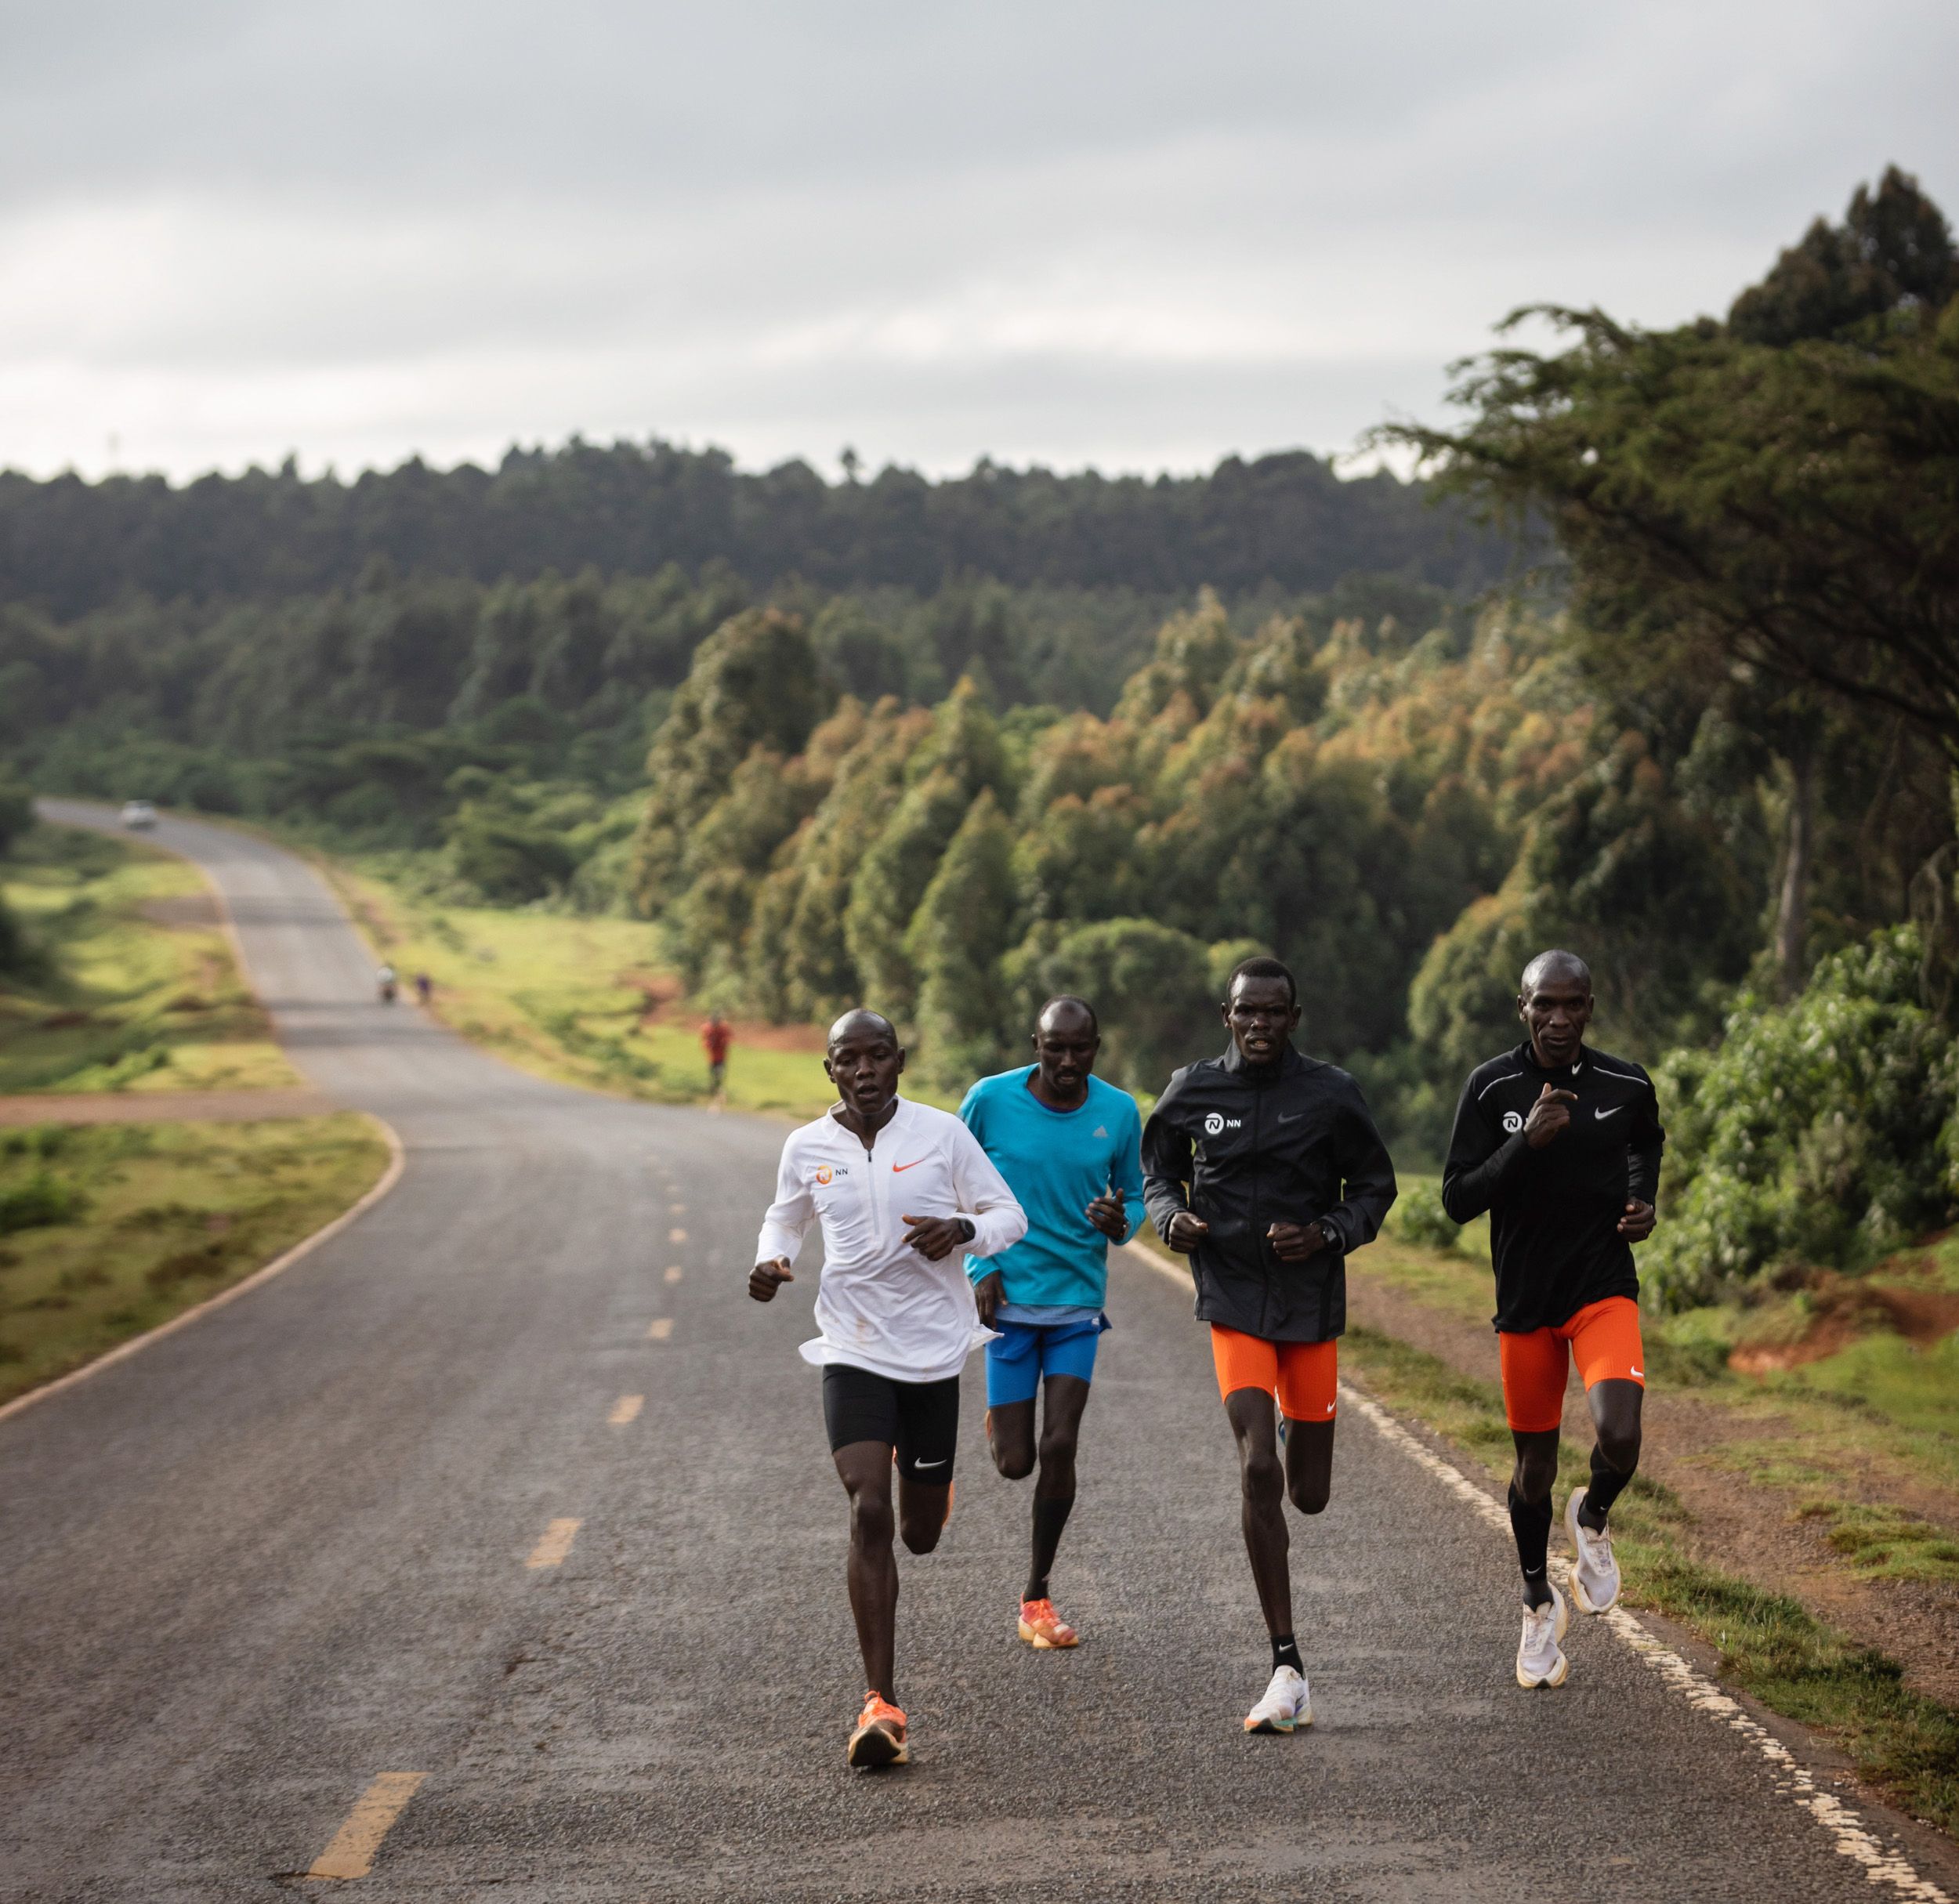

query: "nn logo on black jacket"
left=1202, top=1112, right=1244, bottom=1136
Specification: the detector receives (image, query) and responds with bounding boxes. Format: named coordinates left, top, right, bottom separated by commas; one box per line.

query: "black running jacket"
left=1441, top=1041, right=1664, bottom=1334
left=1142, top=1044, right=1397, bottom=1343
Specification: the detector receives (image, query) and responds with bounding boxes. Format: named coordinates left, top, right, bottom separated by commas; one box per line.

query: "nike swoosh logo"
left=1277, top=1112, right=1304, bottom=1124
left=913, top=1457, right=947, bottom=1469
left=892, top=1159, right=927, bottom=1171
left=1630, top=1366, right=1643, bottom=1378
left=1595, top=1106, right=1627, bottom=1120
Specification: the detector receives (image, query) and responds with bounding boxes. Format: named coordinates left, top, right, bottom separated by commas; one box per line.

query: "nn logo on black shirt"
left=1502, top=1111, right=1524, bottom=1135
left=1203, top=1113, right=1244, bottom=1135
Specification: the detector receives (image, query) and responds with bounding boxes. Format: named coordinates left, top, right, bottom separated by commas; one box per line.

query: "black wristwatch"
left=956, top=1217, right=976, bottom=1244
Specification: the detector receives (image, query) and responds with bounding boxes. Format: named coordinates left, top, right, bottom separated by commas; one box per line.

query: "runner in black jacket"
left=1142, top=957, right=1396, bottom=1734
left=1442, top=948, right=1663, bottom=1691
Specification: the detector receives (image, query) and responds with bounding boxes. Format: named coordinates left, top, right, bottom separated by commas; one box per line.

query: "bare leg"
left=1028, top=1374, right=1090, bottom=1600
left=1581, top=1378, right=1642, bottom=1526
left=1282, top=1414, right=1334, bottom=1515
left=834, top=1441, right=898, bottom=1700
left=1226, top=1389, right=1292, bottom=1638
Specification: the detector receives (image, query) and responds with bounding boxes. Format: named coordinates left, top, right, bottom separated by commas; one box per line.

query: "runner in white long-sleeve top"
left=751, top=1008, right=1027, bottom=1768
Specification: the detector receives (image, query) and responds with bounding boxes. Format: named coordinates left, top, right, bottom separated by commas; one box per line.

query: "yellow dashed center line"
left=646, top=1318, right=675, bottom=1341
left=670, top=1203, right=686, bottom=1214
left=306, top=1771, right=427, bottom=1880
left=664, top=1265, right=683, bottom=1284
left=668, top=1227, right=687, bottom=1244
left=525, top=1517, right=581, bottom=1568
left=607, top=1394, right=644, bottom=1425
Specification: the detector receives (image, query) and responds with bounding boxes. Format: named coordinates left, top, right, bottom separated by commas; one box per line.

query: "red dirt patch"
left=617, top=970, right=827, bottom=1054
left=1729, top=1273, right=1959, bottom=1375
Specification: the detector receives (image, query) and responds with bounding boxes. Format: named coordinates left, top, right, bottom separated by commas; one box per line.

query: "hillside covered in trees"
left=0, top=444, right=1507, bottom=620
left=5, top=166, right=1956, bottom=1313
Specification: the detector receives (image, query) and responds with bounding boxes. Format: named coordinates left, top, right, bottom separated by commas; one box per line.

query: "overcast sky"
left=2, top=1, right=1954, bottom=484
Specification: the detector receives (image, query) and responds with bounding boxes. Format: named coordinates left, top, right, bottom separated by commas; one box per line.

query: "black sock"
left=1508, top=1482, right=1553, bottom=1608
left=1582, top=1443, right=1634, bottom=1526
left=1026, top=1493, right=1074, bottom=1602
left=1271, top=1634, right=1303, bottom=1674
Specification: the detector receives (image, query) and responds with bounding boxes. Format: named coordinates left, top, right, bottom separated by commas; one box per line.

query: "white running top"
left=757, top=1096, right=1027, bottom=1384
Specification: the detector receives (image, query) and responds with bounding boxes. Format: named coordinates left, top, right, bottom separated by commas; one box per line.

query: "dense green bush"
left=1645, top=928, right=1959, bottom=1309
left=1390, top=1180, right=1462, bottom=1249
left=0, top=1169, right=87, bottom=1234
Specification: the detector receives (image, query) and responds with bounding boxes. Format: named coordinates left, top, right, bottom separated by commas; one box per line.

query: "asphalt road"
left=2, top=803, right=1953, bottom=1902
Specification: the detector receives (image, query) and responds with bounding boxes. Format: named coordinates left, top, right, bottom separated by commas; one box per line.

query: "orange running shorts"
left=1210, top=1323, right=1338, bottom=1422
left=1497, top=1294, right=1645, bottom=1433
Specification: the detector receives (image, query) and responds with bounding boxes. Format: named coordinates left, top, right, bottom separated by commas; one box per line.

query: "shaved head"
left=1520, top=950, right=1591, bottom=997
left=1037, top=994, right=1098, bottom=1037
left=827, top=1007, right=896, bottom=1050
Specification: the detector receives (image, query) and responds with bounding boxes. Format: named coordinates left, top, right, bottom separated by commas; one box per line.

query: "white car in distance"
left=119, top=800, right=158, bottom=831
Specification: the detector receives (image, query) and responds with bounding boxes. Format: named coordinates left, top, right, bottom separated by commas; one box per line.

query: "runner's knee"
left=899, top=1507, right=943, bottom=1555
left=1240, top=1446, right=1284, bottom=1505
left=1512, top=1442, right=1558, bottom=1502
left=1287, top=1472, right=1330, bottom=1515
left=994, top=1442, right=1035, bottom=1481
left=847, top=1486, right=894, bottom=1551
left=1036, top=1424, right=1078, bottom=1479
left=1597, top=1419, right=1641, bottom=1474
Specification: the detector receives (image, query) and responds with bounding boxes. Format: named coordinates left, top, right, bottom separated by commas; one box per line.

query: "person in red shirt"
left=702, top=1014, right=732, bottom=1099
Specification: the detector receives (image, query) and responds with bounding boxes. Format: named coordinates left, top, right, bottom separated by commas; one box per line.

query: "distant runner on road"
left=1441, top=949, right=1664, bottom=1690
left=701, top=1013, right=732, bottom=1099
left=751, top=1008, right=1027, bottom=1768
left=1143, top=956, right=1396, bottom=1735
left=959, top=996, right=1145, bottom=1652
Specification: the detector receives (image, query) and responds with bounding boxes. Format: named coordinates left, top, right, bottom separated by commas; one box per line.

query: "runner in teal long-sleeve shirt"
left=959, top=995, right=1145, bottom=1649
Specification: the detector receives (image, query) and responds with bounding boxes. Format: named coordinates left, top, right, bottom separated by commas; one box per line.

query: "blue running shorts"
left=984, top=1315, right=1108, bottom=1406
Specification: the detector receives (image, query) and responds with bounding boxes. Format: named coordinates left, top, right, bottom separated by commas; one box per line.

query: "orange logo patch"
left=815, top=1166, right=833, bottom=1185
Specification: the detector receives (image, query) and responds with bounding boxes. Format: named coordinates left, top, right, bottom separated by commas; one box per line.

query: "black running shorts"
left=821, top=1364, right=960, bottom=1483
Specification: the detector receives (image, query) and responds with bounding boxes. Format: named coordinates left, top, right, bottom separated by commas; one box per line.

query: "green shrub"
left=1646, top=927, right=1958, bottom=1308
left=1390, top=1179, right=1461, bottom=1249
left=0, top=1170, right=87, bottom=1234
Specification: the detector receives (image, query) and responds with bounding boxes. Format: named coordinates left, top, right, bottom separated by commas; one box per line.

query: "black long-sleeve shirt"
left=1442, top=1041, right=1664, bottom=1334
left=1142, top=1043, right=1396, bottom=1342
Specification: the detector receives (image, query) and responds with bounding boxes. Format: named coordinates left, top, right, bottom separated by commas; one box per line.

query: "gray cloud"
left=1, top=0, right=1953, bottom=480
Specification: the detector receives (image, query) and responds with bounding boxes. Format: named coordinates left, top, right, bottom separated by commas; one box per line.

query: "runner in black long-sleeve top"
left=1442, top=949, right=1663, bottom=1689
left=1144, top=956, right=1396, bottom=1734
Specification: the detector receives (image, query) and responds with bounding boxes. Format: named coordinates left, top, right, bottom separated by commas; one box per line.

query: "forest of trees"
left=5, top=166, right=1956, bottom=1309
left=0, top=443, right=1508, bottom=620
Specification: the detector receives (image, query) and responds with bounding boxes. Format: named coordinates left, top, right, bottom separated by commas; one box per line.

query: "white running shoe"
left=1515, top=1583, right=1570, bottom=1689
left=1565, top=1488, right=1621, bottom=1614
left=1244, top=1663, right=1312, bottom=1733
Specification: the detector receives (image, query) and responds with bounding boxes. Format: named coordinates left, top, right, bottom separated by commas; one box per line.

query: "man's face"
left=1519, top=975, right=1592, bottom=1066
left=1222, top=976, right=1301, bottom=1064
left=825, top=1028, right=903, bottom=1117
left=1033, top=1012, right=1099, bottom=1096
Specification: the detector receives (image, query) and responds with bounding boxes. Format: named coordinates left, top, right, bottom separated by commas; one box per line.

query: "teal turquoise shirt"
left=958, top=1068, right=1146, bottom=1310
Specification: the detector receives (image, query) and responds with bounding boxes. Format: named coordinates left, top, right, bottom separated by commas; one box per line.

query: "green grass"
left=320, top=859, right=882, bottom=1120
left=1340, top=1325, right=1959, bottom=1835
left=0, top=1114, right=391, bottom=1405
left=1370, top=1177, right=1959, bottom=1504
left=1, top=824, right=300, bottom=1095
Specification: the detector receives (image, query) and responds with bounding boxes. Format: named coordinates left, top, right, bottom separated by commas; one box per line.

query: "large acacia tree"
left=1385, top=167, right=1959, bottom=994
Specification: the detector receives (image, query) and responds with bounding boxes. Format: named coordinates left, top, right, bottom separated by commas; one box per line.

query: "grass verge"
left=1, top=823, right=300, bottom=1095
left=1341, top=1325, right=1959, bottom=1835
left=1381, top=1177, right=1959, bottom=1510
left=317, top=859, right=846, bottom=1118
left=0, top=1113, right=391, bottom=1406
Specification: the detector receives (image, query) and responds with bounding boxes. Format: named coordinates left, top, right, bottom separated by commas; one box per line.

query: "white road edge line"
left=0, top=1117, right=407, bottom=1430
left=1119, top=1242, right=1950, bottom=1904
